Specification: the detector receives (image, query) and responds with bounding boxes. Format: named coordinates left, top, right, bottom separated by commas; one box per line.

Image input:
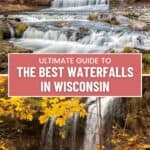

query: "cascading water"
left=83, top=97, right=116, bottom=150
left=10, top=0, right=150, bottom=53
left=39, top=97, right=118, bottom=150
left=17, top=27, right=150, bottom=52
left=40, top=118, right=55, bottom=150
left=52, top=0, right=109, bottom=8
left=6, top=0, right=150, bottom=149
left=7, top=23, right=15, bottom=38
left=71, top=114, right=79, bottom=150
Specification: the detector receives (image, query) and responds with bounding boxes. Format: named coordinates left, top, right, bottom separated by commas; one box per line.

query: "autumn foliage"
left=0, top=77, right=86, bottom=127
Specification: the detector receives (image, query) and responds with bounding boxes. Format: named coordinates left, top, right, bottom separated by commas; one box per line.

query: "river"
left=5, top=0, right=150, bottom=149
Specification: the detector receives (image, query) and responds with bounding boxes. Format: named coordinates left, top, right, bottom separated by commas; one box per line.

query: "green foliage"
left=111, top=0, right=118, bottom=7
left=0, top=30, right=4, bottom=39
left=143, top=54, right=150, bottom=64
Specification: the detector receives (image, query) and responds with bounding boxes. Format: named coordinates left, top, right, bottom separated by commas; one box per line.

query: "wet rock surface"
left=129, top=20, right=150, bottom=31
left=0, top=40, right=32, bottom=74
left=88, top=9, right=150, bottom=30
left=76, top=27, right=90, bottom=40
left=0, top=17, right=28, bottom=39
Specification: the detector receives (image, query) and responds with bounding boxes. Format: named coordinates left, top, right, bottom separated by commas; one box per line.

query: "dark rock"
left=0, top=22, right=11, bottom=39
left=15, top=18, right=21, bottom=22
left=0, top=40, right=32, bottom=74
left=66, top=30, right=75, bottom=39
left=0, top=19, right=28, bottom=39
left=88, top=13, right=120, bottom=25
left=76, top=27, right=89, bottom=40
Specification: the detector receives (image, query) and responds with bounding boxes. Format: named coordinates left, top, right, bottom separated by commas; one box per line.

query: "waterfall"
left=7, top=23, right=15, bottom=38
left=80, top=31, right=150, bottom=51
left=52, top=0, right=109, bottom=8
left=83, top=97, right=115, bottom=150
left=23, top=27, right=67, bottom=41
left=39, top=97, right=117, bottom=150
left=71, top=113, right=79, bottom=150
left=23, top=27, right=68, bottom=41
left=21, top=27, right=150, bottom=52
left=40, top=118, right=55, bottom=150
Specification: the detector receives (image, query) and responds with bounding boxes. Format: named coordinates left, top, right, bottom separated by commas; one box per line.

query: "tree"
left=0, top=77, right=87, bottom=127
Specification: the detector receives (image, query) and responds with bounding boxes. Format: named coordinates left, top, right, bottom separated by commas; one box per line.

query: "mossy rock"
left=0, top=20, right=28, bottom=39
left=0, top=24, right=11, bottom=39
left=110, top=17, right=120, bottom=25
left=143, top=54, right=150, bottom=74
left=54, top=22, right=71, bottom=28
left=143, top=54, right=150, bottom=64
left=123, top=47, right=137, bottom=53
left=122, top=47, right=150, bottom=74
left=88, top=13, right=98, bottom=21
left=0, top=40, right=32, bottom=74
left=111, top=0, right=118, bottom=7
left=15, top=23, right=28, bottom=38
left=106, top=17, right=120, bottom=25
left=0, top=30, right=4, bottom=39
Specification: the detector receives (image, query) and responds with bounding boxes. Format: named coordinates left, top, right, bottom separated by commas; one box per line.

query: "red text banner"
left=8, top=54, right=142, bottom=97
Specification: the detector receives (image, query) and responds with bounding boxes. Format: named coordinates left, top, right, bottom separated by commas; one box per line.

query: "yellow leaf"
left=39, top=115, right=48, bottom=124
left=56, top=118, right=66, bottom=127
left=59, top=131, right=66, bottom=139
left=141, top=144, right=150, bottom=149
left=27, top=114, right=33, bottom=121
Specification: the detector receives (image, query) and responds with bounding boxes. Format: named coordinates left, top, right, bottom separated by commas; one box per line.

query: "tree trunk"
left=97, top=97, right=103, bottom=150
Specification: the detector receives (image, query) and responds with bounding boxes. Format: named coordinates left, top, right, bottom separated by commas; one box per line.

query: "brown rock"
left=129, top=20, right=150, bottom=31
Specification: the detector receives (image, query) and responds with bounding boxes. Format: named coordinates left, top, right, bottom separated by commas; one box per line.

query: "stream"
left=8, top=0, right=150, bottom=53
left=4, top=0, right=150, bottom=149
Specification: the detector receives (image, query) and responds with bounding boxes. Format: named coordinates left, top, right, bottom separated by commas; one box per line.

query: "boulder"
left=115, top=15, right=130, bottom=25
left=0, top=40, right=32, bottom=74
left=108, top=16, right=120, bottom=25
left=76, top=27, right=89, bottom=40
left=15, top=22, right=28, bottom=37
left=88, top=13, right=98, bottom=21
left=88, top=13, right=120, bottom=25
left=54, top=21, right=71, bottom=28
left=129, top=20, right=150, bottom=31
left=0, top=18, right=28, bottom=39
left=100, top=15, right=120, bottom=25
left=0, top=21, right=12, bottom=39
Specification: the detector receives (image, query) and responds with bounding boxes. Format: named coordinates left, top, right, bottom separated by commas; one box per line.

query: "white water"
left=23, top=27, right=68, bottom=41
left=39, top=97, right=116, bottom=150
left=13, top=39, right=106, bottom=53
left=40, top=118, right=55, bottom=150
left=52, top=0, right=109, bottom=8
left=71, top=114, right=79, bottom=150
left=7, top=1, right=150, bottom=149
left=10, top=0, right=149, bottom=53
left=83, top=97, right=115, bottom=150
left=7, top=23, right=15, bottom=38
left=17, top=27, right=150, bottom=52
left=80, top=31, right=150, bottom=51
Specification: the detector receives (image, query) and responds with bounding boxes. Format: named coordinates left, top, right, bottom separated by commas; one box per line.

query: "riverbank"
left=0, top=40, right=32, bottom=74
left=0, top=2, right=46, bottom=14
